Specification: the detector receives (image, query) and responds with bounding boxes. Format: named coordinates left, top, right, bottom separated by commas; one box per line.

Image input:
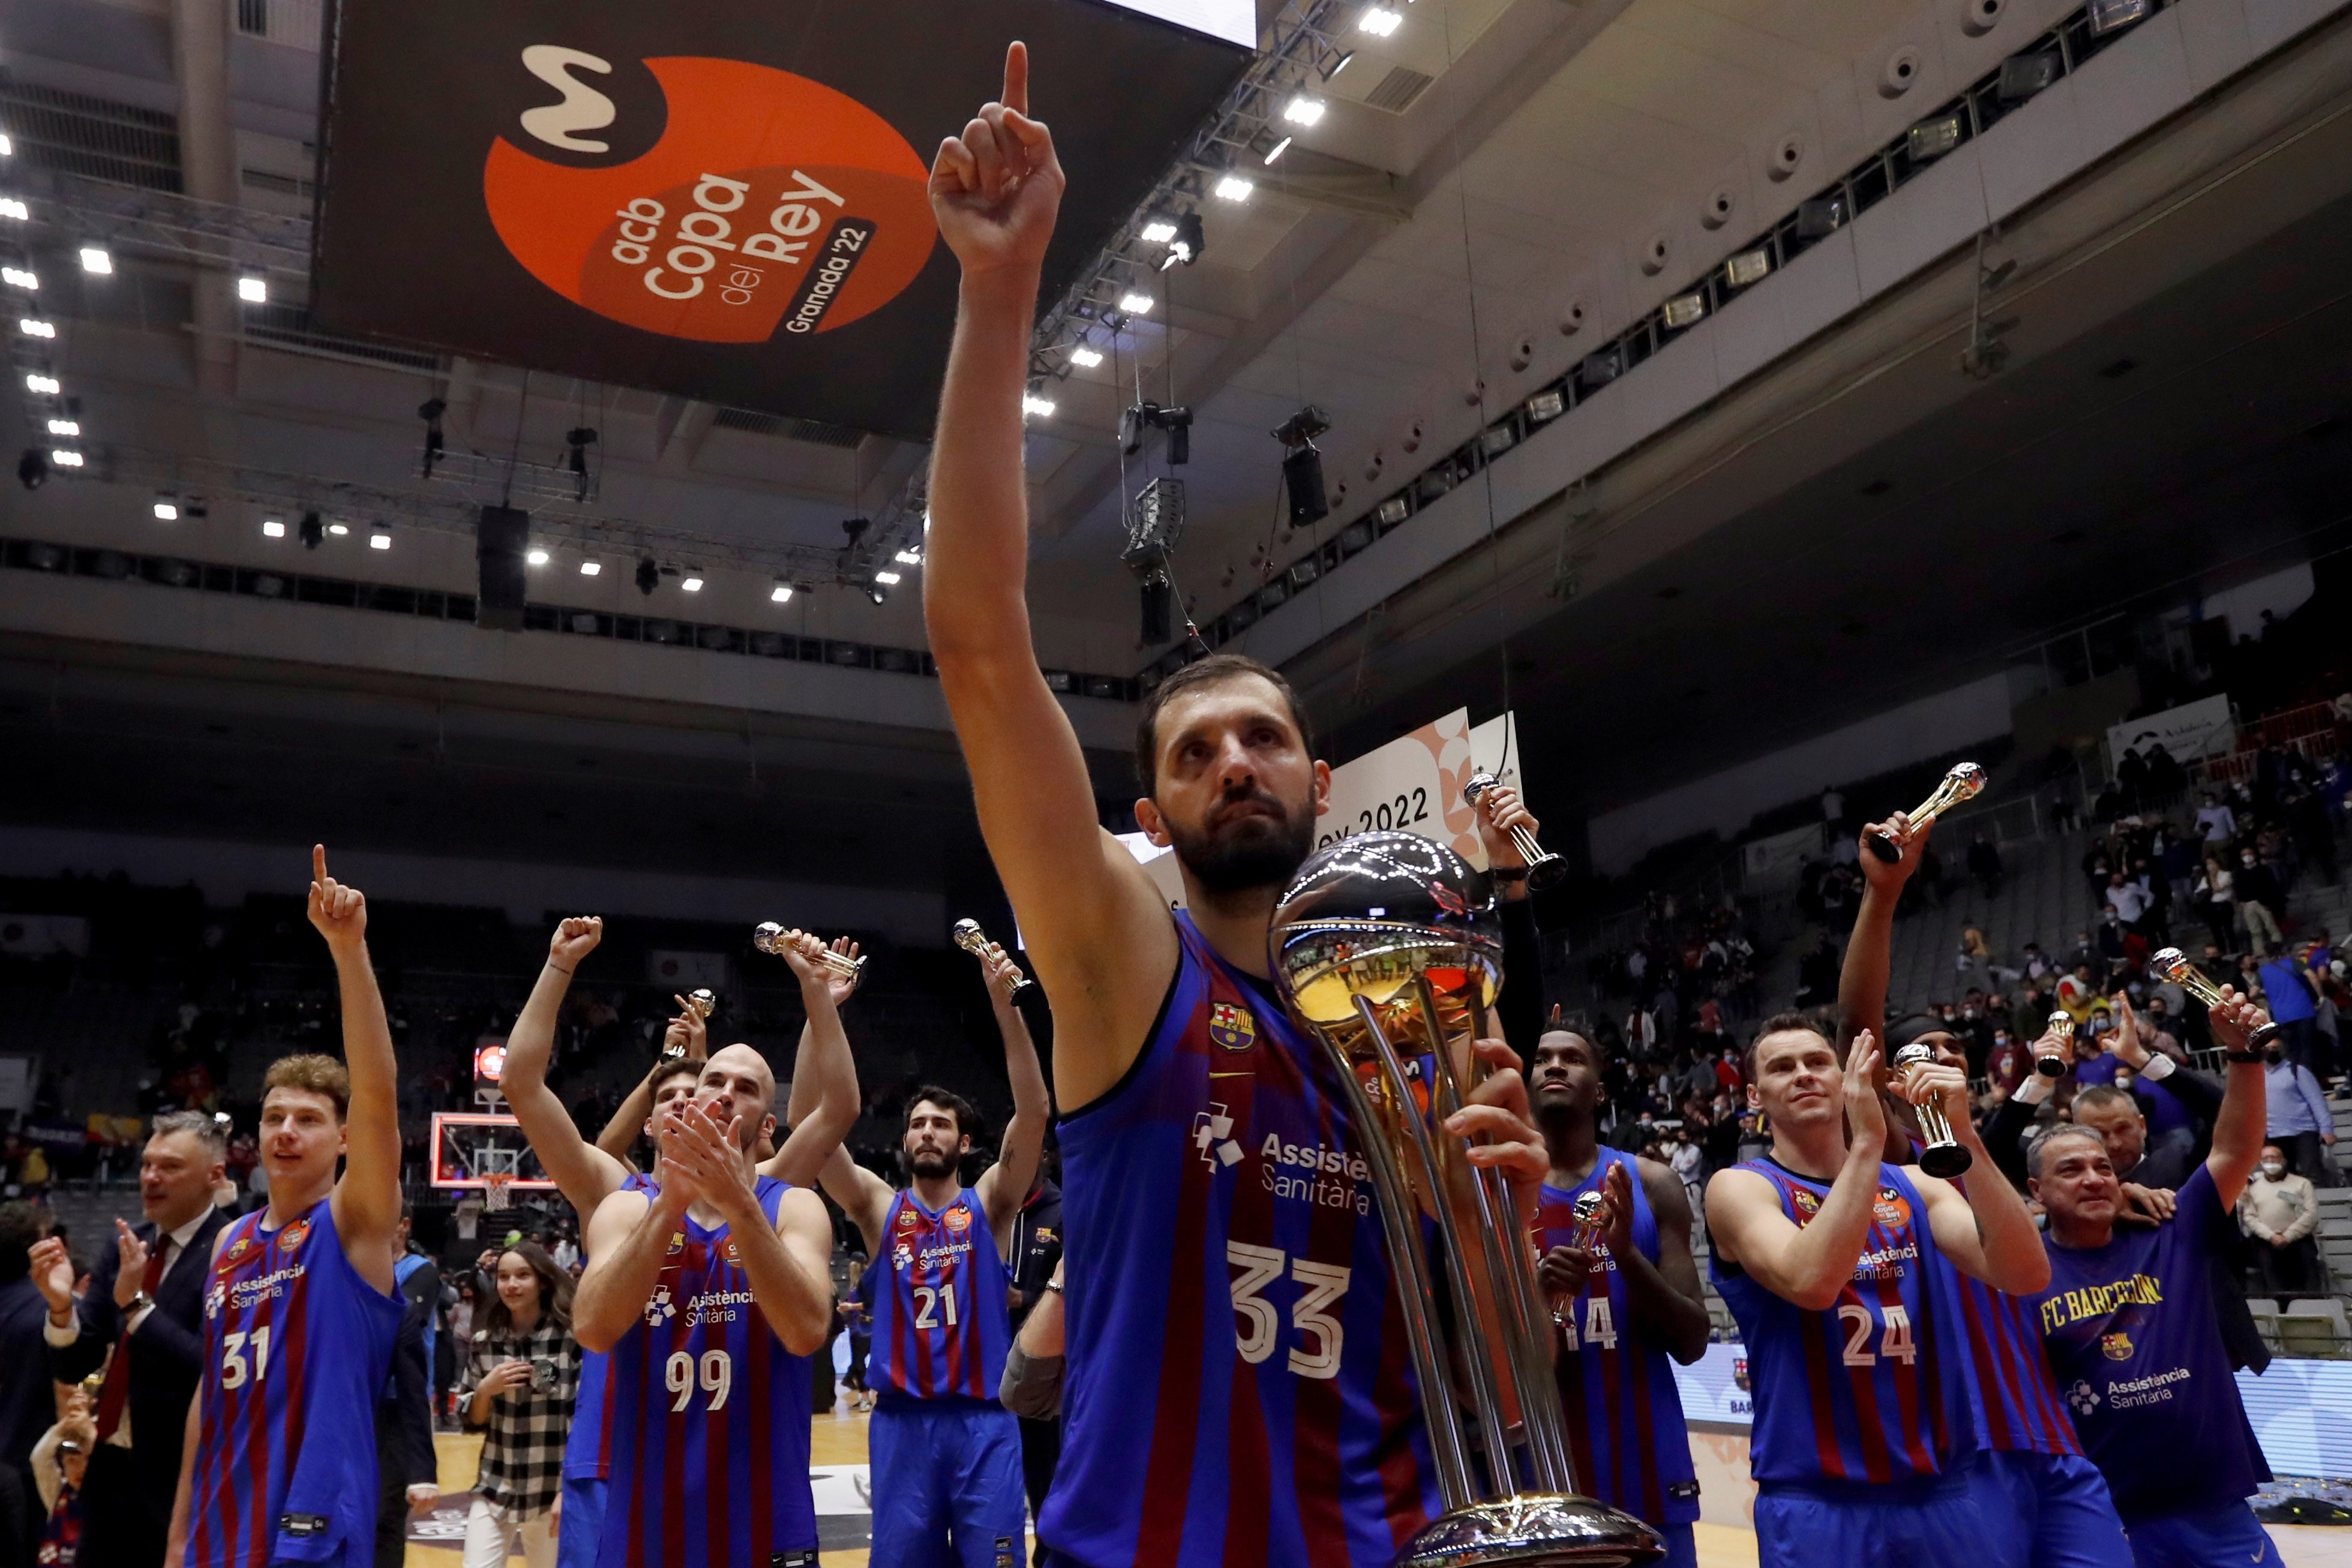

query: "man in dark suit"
left=32, top=1111, right=230, bottom=1568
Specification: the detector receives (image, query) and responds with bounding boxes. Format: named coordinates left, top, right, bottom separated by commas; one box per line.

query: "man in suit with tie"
left=31, top=1110, right=231, bottom=1568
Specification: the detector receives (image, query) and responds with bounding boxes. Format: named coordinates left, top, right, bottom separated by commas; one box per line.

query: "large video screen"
left=311, top=0, right=1249, bottom=437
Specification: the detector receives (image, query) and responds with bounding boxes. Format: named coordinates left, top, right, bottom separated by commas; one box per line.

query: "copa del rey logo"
left=484, top=50, right=936, bottom=343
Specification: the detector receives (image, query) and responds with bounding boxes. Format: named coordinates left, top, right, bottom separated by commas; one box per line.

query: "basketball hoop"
left=482, top=1172, right=514, bottom=1212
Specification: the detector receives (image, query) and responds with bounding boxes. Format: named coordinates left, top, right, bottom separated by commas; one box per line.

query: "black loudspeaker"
left=1283, top=445, right=1328, bottom=527
left=478, top=504, right=529, bottom=630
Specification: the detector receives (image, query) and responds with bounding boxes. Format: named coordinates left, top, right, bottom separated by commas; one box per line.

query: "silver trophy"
left=1864, top=761, right=1986, bottom=863
left=1891, top=1041, right=1971, bottom=1178
left=752, top=923, right=866, bottom=987
left=1463, top=772, right=1567, bottom=890
left=1547, top=1190, right=1611, bottom=1327
left=952, top=918, right=1034, bottom=999
left=1271, top=831, right=1661, bottom=1567
left=662, top=989, right=718, bottom=1062
left=2153, top=947, right=2282, bottom=1047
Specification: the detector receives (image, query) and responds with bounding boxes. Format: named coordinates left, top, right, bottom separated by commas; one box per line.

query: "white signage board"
left=2105, top=693, right=2234, bottom=771
left=1096, top=0, right=1256, bottom=49
left=1316, top=708, right=1525, bottom=869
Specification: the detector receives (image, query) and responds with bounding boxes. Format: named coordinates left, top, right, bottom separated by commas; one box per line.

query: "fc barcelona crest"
left=2101, top=1332, right=2134, bottom=1361
left=1209, top=1002, right=1258, bottom=1054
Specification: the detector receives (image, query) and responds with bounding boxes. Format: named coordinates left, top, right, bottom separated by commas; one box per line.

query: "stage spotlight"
left=45, top=419, right=76, bottom=437
left=579, top=560, right=600, bottom=576
left=1119, top=291, right=1155, bottom=314
left=1140, top=216, right=1178, bottom=243
left=50, top=449, right=82, bottom=467
left=866, top=582, right=890, bottom=605
left=1022, top=392, right=1057, bottom=417
left=299, top=510, right=323, bottom=548
left=262, top=517, right=285, bottom=538
left=1907, top=113, right=1963, bottom=160
left=79, top=247, right=112, bottom=275
left=1165, top=212, right=1204, bottom=268
left=370, top=529, right=391, bottom=550
left=154, top=495, right=179, bottom=521
left=1283, top=97, right=1324, bottom=126
left=1359, top=5, right=1401, bottom=34
left=565, top=426, right=597, bottom=500
left=1271, top=405, right=1331, bottom=448
left=1525, top=389, right=1565, bottom=423
left=526, top=548, right=549, bottom=566
left=238, top=275, right=268, bottom=304
left=1321, top=51, right=1354, bottom=81
left=771, top=582, right=793, bottom=603
left=2, top=267, right=35, bottom=289
left=841, top=517, right=870, bottom=548
left=895, top=549, right=923, bottom=566
left=19, top=317, right=53, bottom=338
left=875, top=570, right=903, bottom=585
left=2086, top=0, right=2147, bottom=33
left=1723, top=248, right=1772, bottom=287
left=680, top=574, right=704, bottom=593
left=1214, top=176, right=1253, bottom=202
left=26, top=373, right=57, bottom=393
left=16, top=448, right=47, bottom=489
left=1070, top=346, right=1104, bottom=368
left=1661, top=292, right=1706, bottom=329
left=1997, top=52, right=2059, bottom=101
left=418, top=398, right=446, bottom=477
left=636, top=556, right=659, bottom=595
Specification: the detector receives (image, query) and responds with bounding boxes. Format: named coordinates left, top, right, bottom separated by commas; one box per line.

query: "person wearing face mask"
left=2262, top=1046, right=2339, bottom=1186
left=2236, top=1145, right=2322, bottom=1294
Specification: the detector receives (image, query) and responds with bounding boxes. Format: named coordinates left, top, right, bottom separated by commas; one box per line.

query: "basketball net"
left=482, top=1172, right=514, bottom=1212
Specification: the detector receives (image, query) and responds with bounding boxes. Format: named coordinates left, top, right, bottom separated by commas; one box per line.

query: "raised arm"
left=973, top=942, right=1050, bottom=1237
left=505, top=918, right=632, bottom=1216
left=595, top=999, right=707, bottom=1167
left=572, top=1185, right=671, bottom=1354
left=923, top=42, right=1177, bottom=1109
left=312, top=846, right=399, bottom=1293
left=1472, top=782, right=1545, bottom=1058
left=756, top=932, right=862, bottom=1188
left=1705, top=1038, right=1889, bottom=1311
left=2203, top=992, right=2273, bottom=1207
left=815, top=1145, right=896, bottom=1257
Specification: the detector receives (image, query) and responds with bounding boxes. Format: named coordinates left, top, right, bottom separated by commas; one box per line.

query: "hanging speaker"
left=1283, top=445, right=1328, bottom=527
left=478, top=504, right=529, bottom=630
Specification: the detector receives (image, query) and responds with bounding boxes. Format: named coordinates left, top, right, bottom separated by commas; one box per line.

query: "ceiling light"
left=79, top=247, right=112, bottom=274
left=770, top=582, right=793, bottom=603
left=369, top=530, right=391, bottom=550
left=578, top=559, right=600, bottom=576
left=1070, top=346, right=1103, bottom=368
left=865, top=584, right=890, bottom=606
left=153, top=497, right=179, bottom=521
left=237, top=275, right=268, bottom=304
left=0, top=136, right=12, bottom=156
left=45, top=419, right=76, bottom=437
left=1022, top=393, right=1056, bottom=417
left=1139, top=217, right=1178, bottom=243
left=19, top=317, right=52, bottom=338
left=0, top=199, right=26, bottom=221
left=1661, top=292, right=1706, bottom=329
left=1906, top=113, right=1963, bottom=161
left=1214, top=176, right=1253, bottom=202
left=1723, top=248, right=1771, bottom=287
left=895, top=549, right=922, bottom=565
left=1321, top=51, right=1354, bottom=80
left=2, top=268, right=35, bottom=289
left=1262, top=136, right=1292, bottom=165
left=1359, top=5, right=1402, bottom=34
left=25, top=373, right=57, bottom=393
left=51, top=448, right=83, bottom=467
left=1282, top=97, right=1325, bottom=127
left=875, top=570, right=903, bottom=585
left=327, top=521, right=349, bottom=536
left=680, top=575, right=704, bottom=592
left=262, top=518, right=286, bottom=537
left=1119, top=292, right=1155, bottom=314
left=2086, top=0, right=2149, bottom=33
left=525, top=547, right=549, bottom=566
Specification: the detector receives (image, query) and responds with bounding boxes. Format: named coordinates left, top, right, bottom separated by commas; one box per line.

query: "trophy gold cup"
left=1891, top=1041, right=1971, bottom=1177
left=2153, top=948, right=2282, bottom=1047
left=952, top=918, right=1035, bottom=999
left=752, top=923, right=868, bottom=986
left=1864, top=762, right=1987, bottom=863
left=1271, top=831, right=1662, bottom=1567
left=2035, top=1011, right=2075, bottom=1079
left=1463, top=772, right=1568, bottom=891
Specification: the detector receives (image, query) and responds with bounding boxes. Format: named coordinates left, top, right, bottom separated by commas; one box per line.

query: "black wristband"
left=1489, top=865, right=1531, bottom=884
left=2225, top=1048, right=2267, bottom=1064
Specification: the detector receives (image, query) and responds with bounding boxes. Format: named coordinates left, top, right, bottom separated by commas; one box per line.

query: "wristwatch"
left=1041, top=1279, right=1064, bottom=1296
left=127, top=1291, right=155, bottom=1315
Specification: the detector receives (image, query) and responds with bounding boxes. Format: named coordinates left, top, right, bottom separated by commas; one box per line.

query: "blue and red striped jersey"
left=1039, top=912, right=1440, bottom=1568
left=1912, top=1144, right=2080, bottom=1458
left=1711, top=1159, right=1976, bottom=1485
left=596, top=1176, right=817, bottom=1568
left=1534, top=1152, right=1699, bottom=1525
left=563, top=1173, right=656, bottom=1482
left=867, top=1186, right=1012, bottom=1403
left=184, top=1196, right=403, bottom=1568
left=38, top=1483, right=82, bottom=1567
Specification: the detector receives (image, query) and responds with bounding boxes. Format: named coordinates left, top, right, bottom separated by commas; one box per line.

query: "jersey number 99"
left=666, top=1349, right=733, bottom=1411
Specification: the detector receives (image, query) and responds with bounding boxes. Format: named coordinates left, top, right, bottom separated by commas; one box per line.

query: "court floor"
left=415, top=1407, right=2351, bottom=1568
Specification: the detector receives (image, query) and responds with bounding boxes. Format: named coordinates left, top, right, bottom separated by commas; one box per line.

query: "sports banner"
left=313, top=0, right=1249, bottom=436
left=1316, top=708, right=1525, bottom=869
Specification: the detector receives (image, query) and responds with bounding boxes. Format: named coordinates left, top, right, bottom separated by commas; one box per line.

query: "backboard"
left=428, top=1112, right=556, bottom=1191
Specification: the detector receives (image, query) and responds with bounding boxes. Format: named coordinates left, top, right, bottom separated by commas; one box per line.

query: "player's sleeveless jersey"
left=868, top=1186, right=1012, bottom=1403
left=1710, top=1159, right=1975, bottom=1485
left=1041, top=911, right=1440, bottom=1568
left=563, top=1173, right=656, bottom=1482
left=1534, top=1152, right=1699, bottom=1525
left=1914, top=1143, right=2081, bottom=1458
left=37, top=1482, right=82, bottom=1567
left=185, top=1196, right=404, bottom=1568
left=597, top=1176, right=817, bottom=1568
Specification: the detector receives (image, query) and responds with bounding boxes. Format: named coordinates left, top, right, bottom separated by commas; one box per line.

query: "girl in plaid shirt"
left=461, top=1242, right=582, bottom=1568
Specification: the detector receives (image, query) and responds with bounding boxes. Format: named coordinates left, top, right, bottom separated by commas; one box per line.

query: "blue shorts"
left=869, top=1399, right=1027, bottom=1568
left=556, top=1475, right=605, bottom=1568
left=1976, top=1450, right=2134, bottom=1567
left=2121, top=1503, right=2284, bottom=1568
left=1757, top=1457, right=2024, bottom=1568
left=1654, top=1520, right=1697, bottom=1568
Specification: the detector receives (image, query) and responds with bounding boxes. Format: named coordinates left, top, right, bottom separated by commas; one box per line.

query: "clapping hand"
left=110, top=1219, right=149, bottom=1309
left=28, top=1236, right=73, bottom=1320
left=1844, top=1032, right=1889, bottom=1148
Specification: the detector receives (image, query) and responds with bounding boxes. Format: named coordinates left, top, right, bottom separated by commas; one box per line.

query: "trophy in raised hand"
left=1892, top=1041, right=1972, bottom=1177
left=2035, top=1011, right=2074, bottom=1079
left=661, top=990, right=719, bottom=1062
left=1865, top=762, right=1987, bottom=863
left=952, top=918, right=1034, bottom=999
left=752, top=923, right=867, bottom=986
left=2152, top=948, right=2282, bottom=1047
left=1271, top=831, right=1661, bottom=1567
left=1463, top=771, right=1568, bottom=890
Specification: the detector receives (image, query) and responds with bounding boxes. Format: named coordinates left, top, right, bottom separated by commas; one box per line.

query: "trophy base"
left=1395, top=1495, right=1665, bottom=1567
left=1919, top=1141, right=1973, bottom=1179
